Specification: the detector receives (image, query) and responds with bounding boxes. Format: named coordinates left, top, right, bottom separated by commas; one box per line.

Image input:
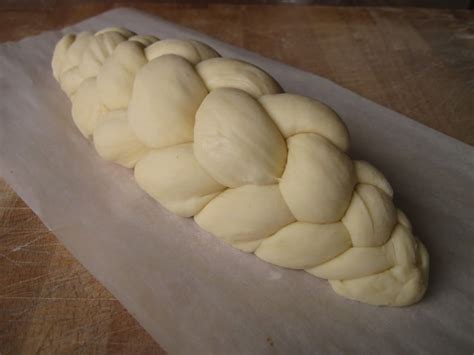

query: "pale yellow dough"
left=145, top=38, right=219, bottom=64
left=194, top=88, right=287, bottom=187
left=128, top=55, right=208, bottom=148
left=52, top=28, right=429, bottom=307
left=196, top=58, right=282, bottom=98
left=71, top=77, right=107, bottom=138
left=195, top=184, right=295, bottom=243
left=93, top=110, right=149, bottom=168
left=135, top=144, right=224, bottom=217
left=97, top=41, right=149, bottom=110
left=279, top=133, right=355, bottom=223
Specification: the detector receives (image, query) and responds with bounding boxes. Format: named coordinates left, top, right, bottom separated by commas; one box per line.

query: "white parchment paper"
left=0, top=8, right=473, bottom=354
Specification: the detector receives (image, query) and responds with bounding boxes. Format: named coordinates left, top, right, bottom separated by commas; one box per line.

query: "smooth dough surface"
left=79, top=31, right=127, bottom=79
left=330, top=239, right=429, bottom=306
left=145, top=39, right=219, bottom=64
left=128, top=55, right=208, bottom=148
left=255, top=222, right=352, bottom=269
left=95, top=27, right=136, bottom=38
left=307, top=244, right=393, bottom=280
left=64, top=32, right=94, bottom=69
left=195, top=184, right=295, bottom=243
left=128, top=34, right=159, bottom=46
left=97, top=40, right=148, bottom=110
left=71, top=77, right=107, bottom=138
left=260, top=93, right=349, bottom=151
left=51, top=28, right=429, bottom=307
left=58, top=32, right=94, bottom=97
left=196, top=58, right=282, bottom=98
left=280, top=133, right=355, bottom=223
left=135, top=144, right=225, bottom=217
left=52, top=34, right=76, bottom=80
left=194, top=88, right=287, bottom=187
left=354, top=160, right=393, bottom=197
left=342, top=184, right=397, bottom=247
left=93, top=110, right=149, bottom=168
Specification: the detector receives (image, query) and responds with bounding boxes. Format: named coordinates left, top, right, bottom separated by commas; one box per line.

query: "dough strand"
left=52, top=28, right=429, bottom=306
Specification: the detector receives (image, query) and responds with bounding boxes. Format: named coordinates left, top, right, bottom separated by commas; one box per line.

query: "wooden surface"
left=0, top=3, right=473, bottom=354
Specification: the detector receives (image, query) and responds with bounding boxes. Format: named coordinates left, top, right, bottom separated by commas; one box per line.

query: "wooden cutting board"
left=0, top=3, right=472, bottom=354
left=0, top=179, right=165, bottom=353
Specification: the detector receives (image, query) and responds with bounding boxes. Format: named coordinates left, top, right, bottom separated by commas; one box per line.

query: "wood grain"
left=0, top=3, right=473, bottom=354
left=0, top=181, right=165, bottom=354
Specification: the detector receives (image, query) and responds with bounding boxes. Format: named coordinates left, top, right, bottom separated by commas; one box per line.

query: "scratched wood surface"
left=0, top=3, right=473, bottom=354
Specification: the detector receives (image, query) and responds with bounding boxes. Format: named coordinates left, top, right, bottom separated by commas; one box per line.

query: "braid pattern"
left=52, top=27, right=429, bottom=306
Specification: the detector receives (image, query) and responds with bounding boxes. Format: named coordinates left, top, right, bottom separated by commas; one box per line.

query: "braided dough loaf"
left=52, top=27, right=429, bottom=306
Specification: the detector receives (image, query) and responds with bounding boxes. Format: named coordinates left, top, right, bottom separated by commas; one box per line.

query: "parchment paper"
left=0, top=8, right=473, bottom=354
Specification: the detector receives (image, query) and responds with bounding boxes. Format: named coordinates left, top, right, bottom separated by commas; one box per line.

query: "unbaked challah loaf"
left=52, top=27, right=429, bottom=307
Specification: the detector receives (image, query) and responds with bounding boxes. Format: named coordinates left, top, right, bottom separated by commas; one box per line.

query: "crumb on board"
left=266, top=336, right=274, bottom=347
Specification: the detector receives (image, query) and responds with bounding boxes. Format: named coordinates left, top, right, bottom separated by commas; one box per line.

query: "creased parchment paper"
left=0, top=8, right=473, bottom=354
